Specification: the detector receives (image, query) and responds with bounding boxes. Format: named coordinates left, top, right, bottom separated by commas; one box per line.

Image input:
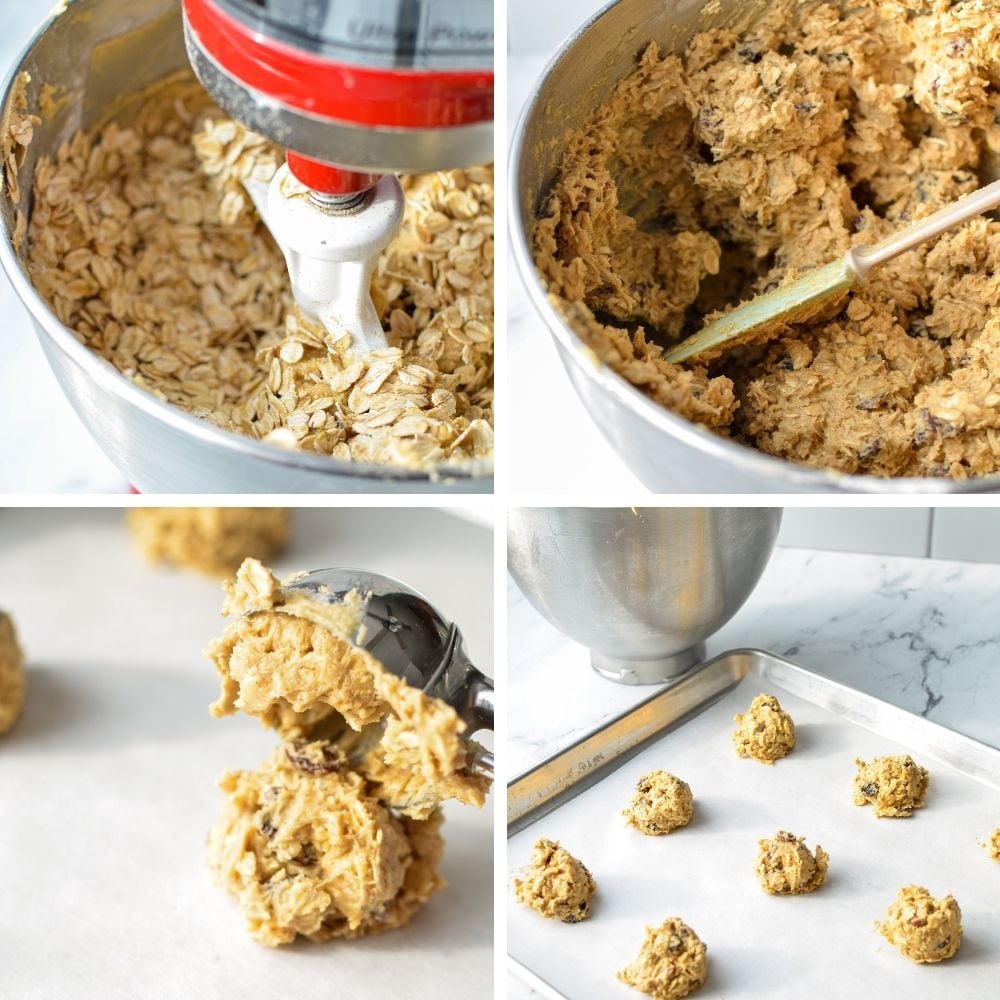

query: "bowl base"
left=590, top=643, right=705, bottom=684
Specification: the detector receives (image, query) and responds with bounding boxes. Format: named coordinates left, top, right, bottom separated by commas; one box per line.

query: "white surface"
left=507, top=52, right=644, bottom=495
left=509, top=669, right=1000, bottom=1000
left=778, top=509, right=933, bottom=558
left=0, top=0, right=128, bottom=493
left=0, top=507, right=493, bottom=999
left=507, top=0, right=607, bottom=56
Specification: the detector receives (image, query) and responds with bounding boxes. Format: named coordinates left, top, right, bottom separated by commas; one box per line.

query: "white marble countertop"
left=508, top=545, right=1000, bottom=998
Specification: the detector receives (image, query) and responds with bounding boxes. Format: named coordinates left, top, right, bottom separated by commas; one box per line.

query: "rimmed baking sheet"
left=508, top=650, right=1000, bottom=999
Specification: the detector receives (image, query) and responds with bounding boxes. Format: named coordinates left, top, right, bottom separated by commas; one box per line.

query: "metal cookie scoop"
left=283, top=568, right=494, bottom=779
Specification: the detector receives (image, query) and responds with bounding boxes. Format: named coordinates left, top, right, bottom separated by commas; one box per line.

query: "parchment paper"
left=0, top=508, right=493, bottom=1000
left=509, top=668, right=1000, bottom=999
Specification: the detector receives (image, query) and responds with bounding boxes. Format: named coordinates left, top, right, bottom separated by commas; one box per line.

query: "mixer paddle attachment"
left=242, top=166, right=405, bottom=356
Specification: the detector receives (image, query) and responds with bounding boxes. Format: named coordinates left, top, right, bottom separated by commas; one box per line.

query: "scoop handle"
left=850, top=176, right=1000, bottom=279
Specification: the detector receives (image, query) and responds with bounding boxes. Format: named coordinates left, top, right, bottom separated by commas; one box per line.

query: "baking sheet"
left=0, top=508, right=493, bottom=1000
left=508, top=658, right=1000, bottom=1000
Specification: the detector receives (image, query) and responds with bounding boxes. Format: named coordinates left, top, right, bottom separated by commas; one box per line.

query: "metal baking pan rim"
left=507, top=647, right=1000, bottom=837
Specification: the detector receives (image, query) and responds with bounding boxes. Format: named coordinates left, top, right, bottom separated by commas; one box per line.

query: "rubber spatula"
left=664, top=176, right=1000, bottom=365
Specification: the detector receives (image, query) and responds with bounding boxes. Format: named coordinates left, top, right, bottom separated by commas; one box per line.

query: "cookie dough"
left=205, top=558, right=490, bottom=819
left=534, top=0, right=1000, bottom=479
left=206, top=744, right=444, bottom=946
left=732, top=693, right=795, bottom=763
left=755, top=831, right=828, bottom=895
left=853, top=755, right=929, bottom=818
left=877, top=885, right=963, bottom=963
left=0, top=611, right=25, bottom=734
left=617, top=918, right=708, bottom=1000
left=987, top=826, right=1000, bottom=862
left=514, top=839, right=596, bottom=923
left=623, top=771, right=693, bottom=835
left=126, top=507, right=289, bottom=577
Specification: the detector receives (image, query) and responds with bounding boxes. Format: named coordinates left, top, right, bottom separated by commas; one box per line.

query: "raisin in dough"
left=853, top=755, right=929, bottom=818
left=207, top=744, right=444, bottom=946
left=755, top=831, right=828, bottom=895
left=0, top=611, right=25, bottom=734
left=617, top=918, right=708, bottom=1000
left=514, top=839, right=596, bottom=923
left=623, top=771, right=693, bottom=835
left=732, top=693, right=795, bottom=764
left=877, top=885, right=963, bottom=963
left=127, top=507, right=289, bottom=576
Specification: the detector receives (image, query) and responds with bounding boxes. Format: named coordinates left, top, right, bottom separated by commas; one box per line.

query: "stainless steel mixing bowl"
left=0, top=0, right=491, bottom=493
left=510, top=0, right=1000, bottom=494
left=508, top=507, right=781, bottom=683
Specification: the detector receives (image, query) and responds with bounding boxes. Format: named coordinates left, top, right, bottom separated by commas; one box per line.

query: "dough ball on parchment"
left=755, top=830, right=828, bottom=895
left=853, top=754, right=929, bottom=817
left=623, top=770, right=693, bottom=835
left=0, top=610, right=26, bottom=734
left=207, top=744, right=444, bottom=946
left=617, top=917, right=708, bottom=1000
left=877, top=885, right=962, bottom=963
left=514, top=839, right=596, bottom=923
left=731, top=693, right=795, bottom=763
left=126, top=507, right=290, bottom=576
left=988, top=826, right=1000, bottom=862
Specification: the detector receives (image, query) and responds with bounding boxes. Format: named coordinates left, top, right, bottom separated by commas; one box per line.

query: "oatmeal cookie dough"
left=877, top=885, right=963, bottom=963
left=755, top=831, right=828, bottom=895
left=853, top=754, right=929, bottom=818
left=617, top=918, right=708, bottom=1000
left=126, top=507, right=289, bottom=576
left=207, top=743, right=444, bottom=946
left=205, top=558, right=490, bottom=819
left=731, top=693, right=795, bottom=763
left=988, top=826, right=1000, bottom=862
left=534, top=0, right=1000, bottom=479
left=514, top=839, right=596, bottom=923
left=0, top=611, right=26, bottom=734
left=623, top=770, right=693, bottom=835
left=25, top=81, right=493, bottom=473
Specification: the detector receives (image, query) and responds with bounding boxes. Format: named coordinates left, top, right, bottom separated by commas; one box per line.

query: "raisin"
left=861, top=782, right=878, bottom=797
left=260, top=814, right=277, bottom=838
left=909, top=917, right=928, bottom=928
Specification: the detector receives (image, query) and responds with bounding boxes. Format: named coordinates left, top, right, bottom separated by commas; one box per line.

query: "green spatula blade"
left=664, top=257, right=856, bottom=365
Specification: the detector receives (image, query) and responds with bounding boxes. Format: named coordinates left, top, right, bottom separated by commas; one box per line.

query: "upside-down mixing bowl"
left=510, top=0, right=1000, bottom=494
left=507, top=507, right=782, bottom=683
left=0, top=0, right=492, bottom=493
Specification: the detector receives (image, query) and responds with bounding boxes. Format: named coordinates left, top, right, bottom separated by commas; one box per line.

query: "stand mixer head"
left=182, top=0, right=493, bottom=354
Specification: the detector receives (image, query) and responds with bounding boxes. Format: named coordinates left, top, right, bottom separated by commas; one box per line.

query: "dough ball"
left=207, top=745, right=444, bottom=946
left=877, top=885, right=962, bottom=963
left=731, top=693, right=795, bottom=763
left=987, top=827, right=1000, bottom=862
left=623, top=770, right=693, bottom=835
left=126, top=507, right=290, bottom=576
left=617, top=917, right=708, bottom=1000
left=853, top=755, right=929, bottom=817
left=755, top=831, right=828, bottom=895
left=0, top=611, right=26, bottom=734
left=514, top=839, right=596, bottom=923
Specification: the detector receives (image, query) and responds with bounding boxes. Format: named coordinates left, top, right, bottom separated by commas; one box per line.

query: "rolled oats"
left=24, top=79, right=493, bottom=474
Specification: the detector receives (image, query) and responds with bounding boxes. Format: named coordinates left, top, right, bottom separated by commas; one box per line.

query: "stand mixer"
left=182, top=0, right=493, bottom=354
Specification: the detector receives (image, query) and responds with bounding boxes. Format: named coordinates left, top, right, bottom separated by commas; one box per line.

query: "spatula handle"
left=850, top=176, right=1000, bottom=280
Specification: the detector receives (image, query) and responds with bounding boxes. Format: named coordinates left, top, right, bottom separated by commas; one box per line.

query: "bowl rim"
left=507, top=0, right=1000, bottom=495
left=0, top=3, right=493, bottom=489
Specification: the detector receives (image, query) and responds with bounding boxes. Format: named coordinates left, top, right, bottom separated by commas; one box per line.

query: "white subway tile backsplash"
left=931, top=509, right=1000, bottom=564
left=778, top=509, right=931, bottom=558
